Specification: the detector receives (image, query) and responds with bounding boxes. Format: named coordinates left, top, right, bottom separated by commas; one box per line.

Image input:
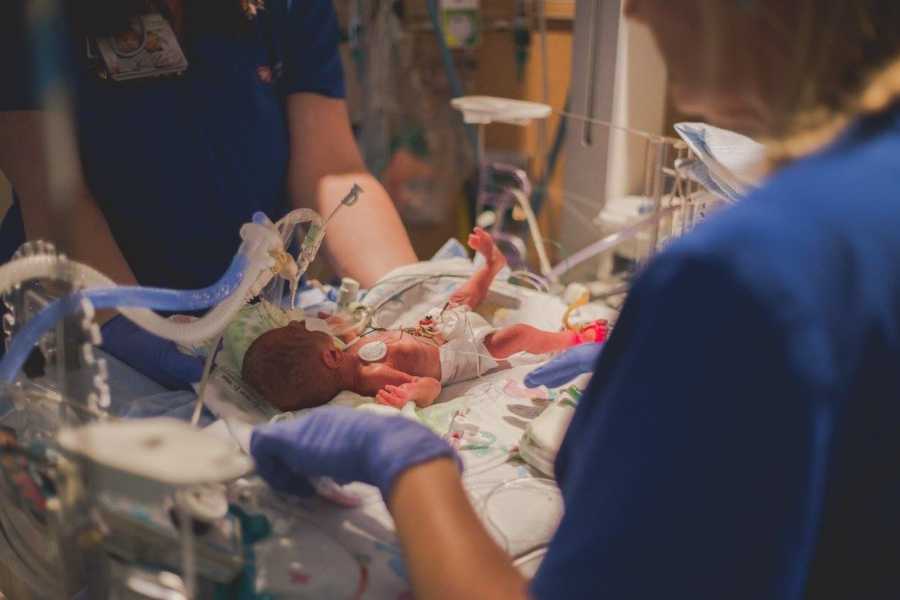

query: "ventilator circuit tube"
left=0, top=215, right=282, bottom=383
left=0, top=184, right=364, bottom=384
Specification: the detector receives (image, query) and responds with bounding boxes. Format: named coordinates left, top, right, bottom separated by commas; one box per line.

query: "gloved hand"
left=524, top=342, right=604, bottom=389
left=100, top=315, right=205, bottom=390
left=250, top=406, right=461, bottom=499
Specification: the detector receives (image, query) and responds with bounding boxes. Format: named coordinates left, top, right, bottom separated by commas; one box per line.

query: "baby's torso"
left=349, top=330, right=443, bottom=380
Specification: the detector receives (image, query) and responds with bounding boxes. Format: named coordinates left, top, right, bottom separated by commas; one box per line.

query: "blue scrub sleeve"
left=281, top=0, right=346, bottom=98
left=530, top=250, right=830, bottom=600
left=0, top=1, right=38, bottom=110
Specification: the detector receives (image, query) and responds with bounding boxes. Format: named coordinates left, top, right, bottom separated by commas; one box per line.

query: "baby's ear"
left=321, top=346, right=342, bottom=369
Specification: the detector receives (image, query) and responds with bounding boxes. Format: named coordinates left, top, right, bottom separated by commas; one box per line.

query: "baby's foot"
left=573, top=320, right=609, bottom=344
left=468, top=227, right=506, bottom=267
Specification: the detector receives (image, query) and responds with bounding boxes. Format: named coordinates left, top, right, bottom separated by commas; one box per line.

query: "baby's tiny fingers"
left=383, top=394, right=404, bottom=408
left=377, top=390, right=397, bottom=402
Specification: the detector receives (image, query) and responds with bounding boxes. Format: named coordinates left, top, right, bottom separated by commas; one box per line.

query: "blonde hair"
left=699, top=1, right=900, bottom=160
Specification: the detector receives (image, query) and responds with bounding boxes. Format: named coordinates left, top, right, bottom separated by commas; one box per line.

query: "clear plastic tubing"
left=274, top=208, right=323, bottom=237
left=0, top=214, right=281, bottom=383
left=548, top=206, right=675, bottom=281
left=0, top=255, right=246, bottom=383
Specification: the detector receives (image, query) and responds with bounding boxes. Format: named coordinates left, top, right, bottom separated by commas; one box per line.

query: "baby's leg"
left=449, top=228, right=507, bottom=310
left=483, top=324, right=578, bottom=360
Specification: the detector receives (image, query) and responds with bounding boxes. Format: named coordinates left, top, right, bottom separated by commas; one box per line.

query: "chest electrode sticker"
left=358, top=341, right=388, bottom=362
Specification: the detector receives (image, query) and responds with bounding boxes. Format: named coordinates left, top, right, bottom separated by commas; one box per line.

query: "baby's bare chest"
left=365, top=332, right=442, bottom=377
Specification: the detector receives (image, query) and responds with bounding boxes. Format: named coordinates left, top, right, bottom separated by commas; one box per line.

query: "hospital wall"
left=385, top=0, right=575, bottom=262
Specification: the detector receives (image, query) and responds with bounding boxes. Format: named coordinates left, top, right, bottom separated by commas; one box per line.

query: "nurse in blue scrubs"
left=0, top=0, right=416, bottom=388
left=248, top=1, right=900, bottom=599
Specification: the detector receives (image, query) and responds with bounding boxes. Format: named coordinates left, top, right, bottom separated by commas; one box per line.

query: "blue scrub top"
left=0, top=0, right=344, bottom=289
left=532, top=107, right=900, bottom=599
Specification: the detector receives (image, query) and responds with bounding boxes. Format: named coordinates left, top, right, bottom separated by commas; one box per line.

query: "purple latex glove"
left=251, top=406, right=461, bottom=499
left=100, top=315, right=205, bottom=390
left=524, top=342, right=604, bottom=388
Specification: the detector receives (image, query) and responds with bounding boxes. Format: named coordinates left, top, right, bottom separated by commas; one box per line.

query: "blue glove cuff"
left=524, top=342, right=604, bottom=389
left=366, top=419, right=462, bottom=500
left=250, top=409, right=463, bottom=502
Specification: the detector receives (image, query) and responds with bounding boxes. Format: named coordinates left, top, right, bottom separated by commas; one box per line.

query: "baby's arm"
left=356, top=364, right=442, bottom=408
left=355, top=363, right=416, bottom=396
left=449, top=228, right=507, bottom=310
left=376, top=377, right=442, bottom=409
left=484, top=323, right=578, bottom=359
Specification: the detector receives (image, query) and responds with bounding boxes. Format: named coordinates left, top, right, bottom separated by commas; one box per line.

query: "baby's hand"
left=375, top=378, right=442, bottom=409
left=467, top=227, right=500, bottom=263
left=376, top=384, right=411, bottom=408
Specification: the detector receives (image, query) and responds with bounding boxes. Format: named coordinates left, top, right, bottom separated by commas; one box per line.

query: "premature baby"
left=242, top=228, right=601, bottom=411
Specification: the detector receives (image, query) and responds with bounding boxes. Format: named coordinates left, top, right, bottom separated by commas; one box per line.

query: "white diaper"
left=435, top=307, right=498, bottom=384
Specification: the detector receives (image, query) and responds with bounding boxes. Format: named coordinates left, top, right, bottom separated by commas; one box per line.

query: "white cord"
left=178, top=501, right=197, bottom=598
left=190, top=333, right=225, bottom=428
left=509, top=270, right=550, bottom=293
left=509, top=187, right=553, bottom=280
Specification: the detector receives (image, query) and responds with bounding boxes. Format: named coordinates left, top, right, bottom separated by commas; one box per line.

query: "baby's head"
left=242, top=321, right=348, bottom=412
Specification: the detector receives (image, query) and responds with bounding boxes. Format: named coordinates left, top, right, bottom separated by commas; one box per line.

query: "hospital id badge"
left=95, top=13, right=188, bottom=81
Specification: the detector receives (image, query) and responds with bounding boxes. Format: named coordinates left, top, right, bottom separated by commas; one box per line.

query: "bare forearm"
left=415, top=376, right=442, bottom=400
left=452, top=266, right=499, bottom=310
left=25, top=186, right=136, bottom=325
left=32, top=190, right=137, bottom=287
left=450, top=228, right=507, bottom=309
left=389, top=459, right=529, bottom=600
left=286, top=94, right=416, bottom=287
left=0, top=112, right=137, bottom=293
left=410, top=376, right=442, bottom=407
left=305, top=173, right=417, bottom=286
